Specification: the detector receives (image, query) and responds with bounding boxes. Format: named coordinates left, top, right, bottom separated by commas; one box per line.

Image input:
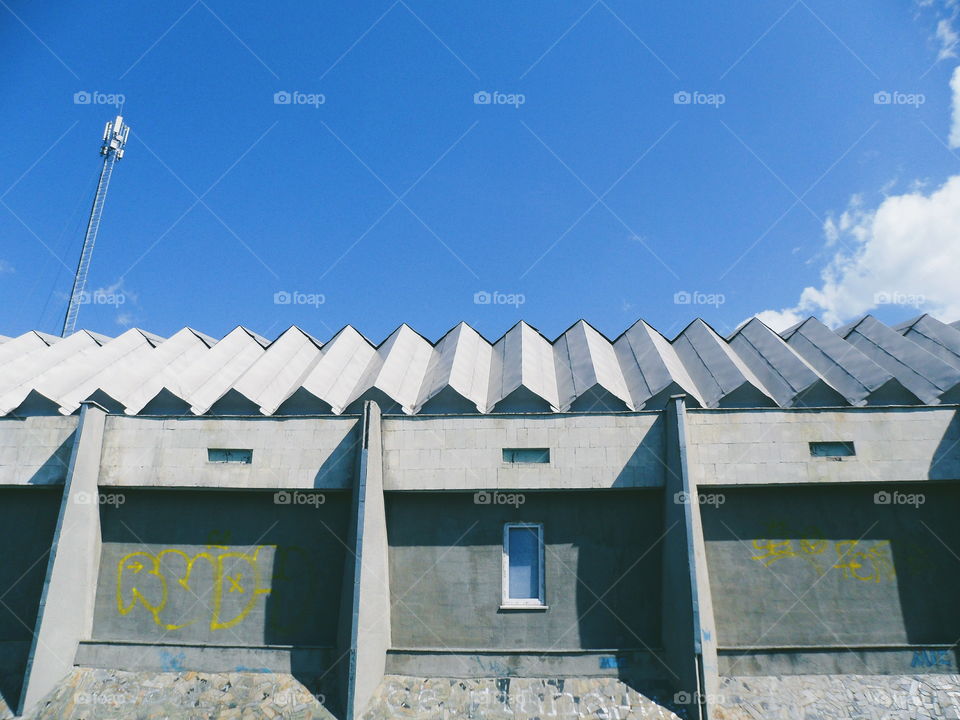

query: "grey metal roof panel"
left=672, top=319, right=777, bottom=407
left=893, top=315, right=960, bottom=371
left=728, top=318, right=844, bottom=406
left=837, top=315, right=960, bottom=404
left=554, top=321, right=633, bottom=412
left=417, top=322, right=491, bottom=413
left=613, top=320, right=705, bottom=408
left=783, top=317, right=918, bottom=405
left=0, top=316, right=954, bottom=415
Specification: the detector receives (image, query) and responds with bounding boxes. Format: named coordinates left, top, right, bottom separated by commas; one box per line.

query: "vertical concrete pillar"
left=662, top=396, right=719, bottom=719
left=18, top=401, right=106, bottom=715
left=339, top=401, right=390, bottom=720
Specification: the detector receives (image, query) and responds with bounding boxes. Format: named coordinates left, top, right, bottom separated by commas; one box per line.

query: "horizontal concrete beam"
left=75, top=641, right=332, bottom=674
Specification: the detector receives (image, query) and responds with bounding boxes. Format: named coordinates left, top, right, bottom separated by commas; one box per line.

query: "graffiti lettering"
left=116, top=546, right=271, bottom=631
left=832, top=540, right=895, bottom=583
left=750, top=522, right=898, bottom=582
left=911, top=649, right=953, bottom=668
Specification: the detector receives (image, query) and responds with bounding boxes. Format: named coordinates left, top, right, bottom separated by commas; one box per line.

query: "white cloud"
left=755, top=67, right=960, bottom=333
left=950, top=65, right=960, bottom=147
left=937, top=18, right=959, bottom=60
left=0, top=260, right=13, bottom=274
left=755, top=174, right=960, bottom=330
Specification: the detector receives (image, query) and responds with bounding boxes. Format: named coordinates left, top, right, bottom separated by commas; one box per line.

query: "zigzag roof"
left=1, top=315, right=957, bottom=416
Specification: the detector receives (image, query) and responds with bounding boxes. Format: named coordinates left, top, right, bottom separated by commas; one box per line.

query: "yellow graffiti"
left=750, top=525, right=896, bottom=583
left=116, top=546, right=271, bottom=631
left=832, top=540, right=895, bottom=583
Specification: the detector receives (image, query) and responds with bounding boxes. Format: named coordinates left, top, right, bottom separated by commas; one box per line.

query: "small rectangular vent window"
left=207, top=448, right=253, bottom=464
left=809, top=441, right=855, bottom=458
left=503, top=448, right=550, bottom=464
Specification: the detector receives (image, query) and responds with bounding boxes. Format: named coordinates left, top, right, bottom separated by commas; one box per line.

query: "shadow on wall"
left=385, top=490, right=666, bottom=693
left=313, top=429, right=360, bottom=488
left=699, top=484, right=960, bottom=652
left=0, top=488, right=62, bottom=713
left=93, top=489, right=352, bottom=710
left=929, top=409, right=960, bottom=480
left=613, top=414, right=665, bottom=488
left=27, top=431, right=75, bottom=485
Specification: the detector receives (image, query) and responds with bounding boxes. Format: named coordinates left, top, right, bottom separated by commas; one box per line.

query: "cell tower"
left=61, top=115, right=130, bottom=337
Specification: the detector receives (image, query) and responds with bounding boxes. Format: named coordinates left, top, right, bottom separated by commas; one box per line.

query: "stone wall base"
left=714, top=674, right=960, bottom=719
left=18, top=668, right=337, bottom=720
left=359, top=675, right=684, bottom=720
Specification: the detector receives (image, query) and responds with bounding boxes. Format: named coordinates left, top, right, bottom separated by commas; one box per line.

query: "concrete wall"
left=91, top=489, right=351, bottom=647
left=345, top=403, right=391, bottom=719
left=0, top=488, right=61, bottom=711
left=99, top=416, right=360, bottom=489
left=0, top=416, right=77, bottom=486
left=386, top=490, right=662, bottom=651
left=700, top=484, right=960, bottom=651
left=687, top=407, right=960, bottom=485
left=382, top=414, right=665, bottom=490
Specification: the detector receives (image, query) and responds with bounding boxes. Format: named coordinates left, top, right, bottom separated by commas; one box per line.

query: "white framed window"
left=501, top=522, right=546, bottom=609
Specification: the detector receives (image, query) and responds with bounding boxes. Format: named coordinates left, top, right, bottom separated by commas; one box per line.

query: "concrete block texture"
left=99, top=415, right=360, bottom=489
left=382, top=413, right=665, bottom=490
left=0, top=416, right=77, bottom=485
left=687, top=406, right=960, bottom=486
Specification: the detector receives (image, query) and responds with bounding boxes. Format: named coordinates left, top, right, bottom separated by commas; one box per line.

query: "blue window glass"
left=508, top=526, right=540, bottom=600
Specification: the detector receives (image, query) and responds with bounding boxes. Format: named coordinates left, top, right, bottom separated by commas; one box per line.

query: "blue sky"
left=3, top=0, right=960, bottom=343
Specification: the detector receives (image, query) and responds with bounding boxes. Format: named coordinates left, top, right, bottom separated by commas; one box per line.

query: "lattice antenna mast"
left=61, top=115, right=130, bottom=337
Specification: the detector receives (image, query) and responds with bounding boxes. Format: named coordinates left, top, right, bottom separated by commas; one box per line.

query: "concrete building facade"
left=0, top=315, right=958, bottom=719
